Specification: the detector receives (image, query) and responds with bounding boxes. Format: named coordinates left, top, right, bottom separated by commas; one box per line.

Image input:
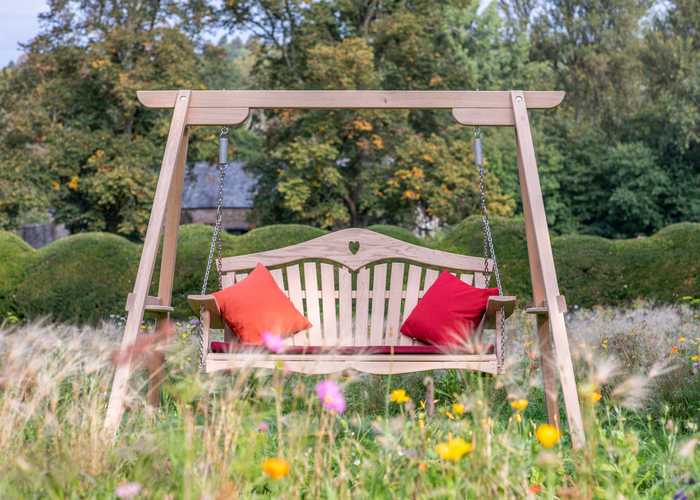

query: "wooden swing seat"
left=187, top=228, right=515, bottom=375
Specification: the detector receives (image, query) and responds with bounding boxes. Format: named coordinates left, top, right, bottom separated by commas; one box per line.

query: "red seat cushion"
left=210, top=341, right=494, bottom=355
left=212, top=263, right=311, bottom=345
left=400, top=270, right=499, bottom=348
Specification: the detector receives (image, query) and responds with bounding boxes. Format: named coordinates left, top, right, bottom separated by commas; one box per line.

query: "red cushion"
left=400, top=270, right=499, bottom=347
left=212, top=263, right=311, bottom=345
left=210, top=341, right=494, bottom=355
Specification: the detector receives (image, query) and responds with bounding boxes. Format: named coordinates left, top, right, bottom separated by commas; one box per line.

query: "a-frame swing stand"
left=104, top=90, right=586, bottom=448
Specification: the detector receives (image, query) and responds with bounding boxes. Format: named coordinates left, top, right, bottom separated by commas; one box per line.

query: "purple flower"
left=315, top=379, right=346, bottom=414
left=673, top=490, right=687, bottom=500
left=189, top=318, right=200, bottom=326
left=258, top=421, right=270, bottom=432
left=115, top=482, right=142, bottom=499
left=262, top=332, right=285, bottom=353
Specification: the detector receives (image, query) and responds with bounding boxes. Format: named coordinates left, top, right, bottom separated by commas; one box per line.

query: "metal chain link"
left=198, top=127, right=229, bottom=370
left=475, top=128, right=506, bottom=371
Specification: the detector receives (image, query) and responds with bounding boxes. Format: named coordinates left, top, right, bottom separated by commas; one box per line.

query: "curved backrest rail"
left=220, top=228, right=489, bottom=274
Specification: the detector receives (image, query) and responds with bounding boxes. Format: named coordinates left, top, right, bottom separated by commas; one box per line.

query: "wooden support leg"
left=104, top=91, right=191, bottom=435
left=511, top=91, right=585, bottom=448
left=145, top=323, right=167, bottom=408
left=537, top=316, right=560, bottom=427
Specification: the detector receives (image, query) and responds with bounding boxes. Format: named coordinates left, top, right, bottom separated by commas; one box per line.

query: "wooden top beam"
left=137, top=90, right=564, bottom=110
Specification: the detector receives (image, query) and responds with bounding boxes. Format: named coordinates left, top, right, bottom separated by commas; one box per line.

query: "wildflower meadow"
left=0, top=302, right=698, bottom=498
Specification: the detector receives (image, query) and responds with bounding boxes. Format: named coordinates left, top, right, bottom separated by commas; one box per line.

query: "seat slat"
left=400, top=265, right=423, bottom=345
left=320, top=263, right=338, bottom=346
left=369, top=264, right=388, bottom=345
left=303, top=263, right=323, bottom=344
left=354, top=267, right=370, bottom=345
left=338, top=267, right=353, bottom=345
left=385, top=262, right=405, bottom=345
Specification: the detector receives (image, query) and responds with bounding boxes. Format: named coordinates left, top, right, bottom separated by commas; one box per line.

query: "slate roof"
left=182, top=161, right=256, bottom=209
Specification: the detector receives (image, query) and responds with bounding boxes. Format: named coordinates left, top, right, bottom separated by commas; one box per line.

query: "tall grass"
left=0, top=303, right=698, bottom=498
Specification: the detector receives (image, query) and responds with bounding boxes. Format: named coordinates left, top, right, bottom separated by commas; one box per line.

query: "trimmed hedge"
left=1, top=218, right=698, bottom=323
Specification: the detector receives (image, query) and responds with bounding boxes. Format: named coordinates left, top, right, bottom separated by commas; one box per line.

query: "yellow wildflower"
left=262, top=457, right=290, bottom=480
left=691, top=354, right=699, bottom=362
left=535, top=424, right=561, bottom=448
left=51, top=180, right=60, bottom=190
left=679, top=336, right=686, bottom=344
left=511, top=399, right=529, bottom=412
left=452, top=403, right=465, bottom=416
left=514, top=413, right=523, bottom=423
left=371, top=135, right=384, bottom=149
left=588, top=391, right=602, bottom=404
left=390, top=389, right=411, bottom=404
left=67, top=176, right=79, bottom=191
left=436, top=437, right=473, bottom=462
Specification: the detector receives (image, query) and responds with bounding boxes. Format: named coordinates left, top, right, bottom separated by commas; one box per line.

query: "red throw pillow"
left=400, top=270, right=499, bottom=348
left=213, top=263, right=311, bottom=345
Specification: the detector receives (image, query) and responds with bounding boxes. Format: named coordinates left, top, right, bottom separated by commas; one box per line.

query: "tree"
left=221, top=0, right=522, bottom=229
left=0, top=0, right=253, bottom=239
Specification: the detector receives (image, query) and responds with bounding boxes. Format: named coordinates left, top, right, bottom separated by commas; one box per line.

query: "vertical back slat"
left=270, top=268, right=285, bottom=293
left=354, top=267, right=370, bottom=345
left=234, top=273, right=248, bottom=283
left=285, top=265, right=306, bottom=346
left=399, top=265, right=423, bottom=345
left=221, top=273, right=235, bottom=288
left=338, top=267, right=353, bottom=345
left=385, top=263, right=405, bottom=345
left=320, top=263, right=338, bottom=346
left=460, top=273, right=474, bottom=285
left=423, top=269, right=439, bottom=291
left=473, top=272, right=487, bottom=288
left=303, top=262, right=323, bottom=345
left=369, top=264, right=387, bottom=345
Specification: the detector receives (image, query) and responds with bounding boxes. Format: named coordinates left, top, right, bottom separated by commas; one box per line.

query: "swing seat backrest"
left=216, top=228, right=494, bottom=348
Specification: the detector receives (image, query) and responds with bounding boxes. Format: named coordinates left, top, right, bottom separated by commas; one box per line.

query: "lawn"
left=0, top=303, right=698, bottom=498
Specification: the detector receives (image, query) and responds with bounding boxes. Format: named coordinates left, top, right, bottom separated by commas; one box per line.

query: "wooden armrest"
left=483, top=295, right=516, bottom=329
left=187, top=294, right=224, bottom=329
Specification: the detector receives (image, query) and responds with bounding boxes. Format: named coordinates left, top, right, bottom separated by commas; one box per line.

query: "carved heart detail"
left=348, top=241, right=360, bottom=255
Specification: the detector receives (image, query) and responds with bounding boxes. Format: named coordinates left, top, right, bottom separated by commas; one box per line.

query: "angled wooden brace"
left=104, top=91, right=192, bottom=435
left=511, top=91, right=585, bottom=448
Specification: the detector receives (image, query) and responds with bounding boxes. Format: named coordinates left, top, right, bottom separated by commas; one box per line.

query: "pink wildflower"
left=115, top=482, right=142, bottom=499
left=315, top=379, right=346, bottom=414
left=258, top=421, right=270, bottom=432
left=262, top=332, right=285, bottom=353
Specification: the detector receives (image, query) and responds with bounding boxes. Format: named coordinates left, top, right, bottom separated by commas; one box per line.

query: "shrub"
left=13, top=233, right=140, bottom=324
left=0, top=232, right=35, bottom=319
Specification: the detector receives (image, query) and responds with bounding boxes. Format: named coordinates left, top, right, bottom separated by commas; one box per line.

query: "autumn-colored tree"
left=220, top=0, right=523, bottom=229
left=0, top=0, right=253, bottom=238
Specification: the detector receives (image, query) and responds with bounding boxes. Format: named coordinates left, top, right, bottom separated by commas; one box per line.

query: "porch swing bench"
left=187, top=228, right=517, bottom=375
left=105, top=89, right=586, bottom=448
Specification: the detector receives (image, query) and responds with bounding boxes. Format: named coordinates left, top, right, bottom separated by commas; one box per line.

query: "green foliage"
left=0, top=232, right=34, bottom=319
left=13, top=233, right=139, bottom=324
left=1, top=219, right=699, bottom=323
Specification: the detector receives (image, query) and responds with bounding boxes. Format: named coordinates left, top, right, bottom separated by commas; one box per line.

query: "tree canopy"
left=0, top=0, right=698, bottom=239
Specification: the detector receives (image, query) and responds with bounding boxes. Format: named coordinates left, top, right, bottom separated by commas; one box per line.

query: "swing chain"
left=474, top=127, right=506, bottom=371
left=199, top=127, right=229, bottom=370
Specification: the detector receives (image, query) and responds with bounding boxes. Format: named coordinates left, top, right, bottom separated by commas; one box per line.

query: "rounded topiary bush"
left=436, top=215, right=532, bottom=301
left=14, top=233, right=139, bottom=324
left=367, top=224, right=426, bottom=246
left=0, top=231, right=35, bottom=318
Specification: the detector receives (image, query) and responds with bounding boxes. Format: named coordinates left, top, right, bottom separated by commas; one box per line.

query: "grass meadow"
left=0, top=303, right=698, bottom=498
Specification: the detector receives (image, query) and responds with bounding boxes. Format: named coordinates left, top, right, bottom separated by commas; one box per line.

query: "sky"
left=0, top=0, right=494, bottom=68
left=0, top=0, right=48, bottom=68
